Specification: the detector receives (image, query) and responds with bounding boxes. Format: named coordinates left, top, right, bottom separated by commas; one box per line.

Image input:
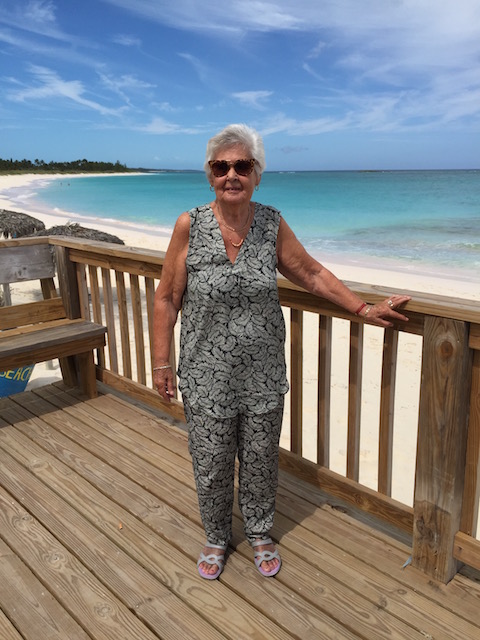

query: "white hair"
left=204, top=124, right=266, bottom=180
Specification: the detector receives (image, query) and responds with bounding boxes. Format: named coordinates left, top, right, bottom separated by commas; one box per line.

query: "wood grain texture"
left=378, top=328, right=399, bottom=496
left=347, top=322, right=363, bottom=482
left=413, top=317, right=472, bottom=582
left=317, top=314, right=332, bottom=466
left=460, top=349, right=480, bottom=535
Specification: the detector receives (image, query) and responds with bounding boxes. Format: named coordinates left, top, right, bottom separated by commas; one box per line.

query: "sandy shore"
left=1, top=173, right=478, bottom=508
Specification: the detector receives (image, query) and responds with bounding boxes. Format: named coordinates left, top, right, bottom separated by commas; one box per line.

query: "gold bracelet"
left=153, top=364, right=172, bottom=371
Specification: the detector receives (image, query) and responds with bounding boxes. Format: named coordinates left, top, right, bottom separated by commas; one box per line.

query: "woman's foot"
left=251, top=538, right=282, bottom=577
left=197, top=543, right=227, bottom=580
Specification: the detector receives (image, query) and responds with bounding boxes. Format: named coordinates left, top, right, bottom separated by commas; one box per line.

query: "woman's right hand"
left=153, top=367, right=176, bottom=402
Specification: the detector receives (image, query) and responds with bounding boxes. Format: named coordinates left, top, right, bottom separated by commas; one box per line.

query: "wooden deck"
left=0, top=384, right=479, bottom=640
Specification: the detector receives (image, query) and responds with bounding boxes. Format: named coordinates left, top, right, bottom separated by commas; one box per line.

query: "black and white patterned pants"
left=184, top=400, right=284, bottom=547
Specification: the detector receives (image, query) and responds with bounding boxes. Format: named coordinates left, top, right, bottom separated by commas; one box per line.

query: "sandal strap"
left=253, top=548, right=280, bottom=568
left=250, top=537, right=273, bottom=549
left=204, top=543, right=227, bottom=550
left=197, top=552, right=225, bottom=569
left=197, top=542, right=227, bottom=569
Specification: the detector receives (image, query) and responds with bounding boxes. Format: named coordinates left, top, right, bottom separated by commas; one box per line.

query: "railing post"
left=460, top=329, right=480, bottom=535
left=54, top=244, right=81, bottom=318
left=412, top=317, right=472, bottom=582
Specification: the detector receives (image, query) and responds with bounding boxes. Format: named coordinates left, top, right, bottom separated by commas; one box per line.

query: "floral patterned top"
left=178, top=202, right=289, bottom=418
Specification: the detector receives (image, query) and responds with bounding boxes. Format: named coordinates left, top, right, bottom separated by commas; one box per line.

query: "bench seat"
left=0, top=319, right=106, bottom=398
left=0, top=319, right=106, bottom=368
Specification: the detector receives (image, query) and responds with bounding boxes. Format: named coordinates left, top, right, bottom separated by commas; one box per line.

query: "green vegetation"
left=0, top=158, right=134, bottom=174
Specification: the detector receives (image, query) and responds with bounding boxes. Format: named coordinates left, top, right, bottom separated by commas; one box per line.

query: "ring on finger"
left=387, top=299, right=394, bottom=308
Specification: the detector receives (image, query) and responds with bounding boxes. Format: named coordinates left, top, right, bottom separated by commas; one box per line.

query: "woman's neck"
left=213, top=201, right=253, bottom=232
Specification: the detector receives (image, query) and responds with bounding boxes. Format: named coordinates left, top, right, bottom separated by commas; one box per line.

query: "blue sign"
left=0, top=365, right=35, bottom=397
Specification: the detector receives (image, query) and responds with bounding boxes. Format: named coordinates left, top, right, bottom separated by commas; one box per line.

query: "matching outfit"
left=178, top=203, right=288, bottom=545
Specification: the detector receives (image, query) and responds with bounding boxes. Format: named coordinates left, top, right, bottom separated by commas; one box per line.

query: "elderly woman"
left=153, top=124, right=410, bottom=580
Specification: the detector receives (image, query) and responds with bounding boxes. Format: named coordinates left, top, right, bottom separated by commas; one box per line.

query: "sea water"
left=14, top=170, right=480, bottom=279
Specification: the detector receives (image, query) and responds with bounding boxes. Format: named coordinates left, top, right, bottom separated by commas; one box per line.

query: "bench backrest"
left=0, top=243, right=56, bottom=285
left=0, top=243, right=67, bottom=329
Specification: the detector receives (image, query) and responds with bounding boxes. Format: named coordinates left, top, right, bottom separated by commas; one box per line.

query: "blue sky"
left=1, top=0, right=479, bottom=170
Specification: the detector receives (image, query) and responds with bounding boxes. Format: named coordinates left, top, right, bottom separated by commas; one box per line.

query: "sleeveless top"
left=178, top=202, right=289, bottom=418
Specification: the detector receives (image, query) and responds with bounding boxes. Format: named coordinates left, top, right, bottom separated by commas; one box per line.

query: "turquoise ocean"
left=10, top=170, right=480, bottom=281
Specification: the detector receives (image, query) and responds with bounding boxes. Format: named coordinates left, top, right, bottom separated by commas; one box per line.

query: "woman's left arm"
left=276, top=217, right=411, bottom=328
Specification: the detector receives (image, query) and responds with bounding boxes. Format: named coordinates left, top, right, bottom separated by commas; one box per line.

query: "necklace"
left=229, top=236, right=244, bottom=248
left=214, top=202, right=253, bottom=248
left=214, top=202, right=252, bottom=232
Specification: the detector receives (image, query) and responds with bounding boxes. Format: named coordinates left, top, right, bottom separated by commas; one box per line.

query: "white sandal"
left=251, top=538, right=282, bottom=577
left=197, top=543, right=227, bottom=580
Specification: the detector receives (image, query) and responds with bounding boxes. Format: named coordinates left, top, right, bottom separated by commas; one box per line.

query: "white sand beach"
left=1, top=173, right=478, bottom=508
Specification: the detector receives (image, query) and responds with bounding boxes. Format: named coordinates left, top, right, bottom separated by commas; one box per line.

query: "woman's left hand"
left=361, top=294, right=411, bottom=327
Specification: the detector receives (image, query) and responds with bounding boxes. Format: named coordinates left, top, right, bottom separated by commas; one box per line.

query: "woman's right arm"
left=152, top=212, right=190, bottom=401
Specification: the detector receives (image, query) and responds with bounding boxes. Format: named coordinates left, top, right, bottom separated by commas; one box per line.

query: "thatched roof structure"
left=0, top=210, right=46, bottom=239
left=31, top=222, right=124, bottom=245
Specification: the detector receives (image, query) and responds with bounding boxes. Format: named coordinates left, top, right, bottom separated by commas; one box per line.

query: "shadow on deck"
left=0, top=383, right=479, bottom=640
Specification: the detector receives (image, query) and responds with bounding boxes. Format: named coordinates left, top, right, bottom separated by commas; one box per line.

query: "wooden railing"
left=10, top=237, right=480, bottom=584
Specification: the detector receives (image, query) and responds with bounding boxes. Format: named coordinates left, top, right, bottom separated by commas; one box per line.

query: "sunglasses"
left=208, top=158, right=256, bottom=177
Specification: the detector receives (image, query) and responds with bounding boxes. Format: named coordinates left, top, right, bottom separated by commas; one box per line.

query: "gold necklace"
left=229, top=236, right=244, bottom=248
left=215, top=202, right=252, bottom=232
left=230, top=205, right=253, bottom=247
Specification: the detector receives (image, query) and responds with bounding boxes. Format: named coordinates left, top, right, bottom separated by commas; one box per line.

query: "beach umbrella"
left=0, top=210, right=46, bottom=239
left=31, top=222, right=125, bottom=245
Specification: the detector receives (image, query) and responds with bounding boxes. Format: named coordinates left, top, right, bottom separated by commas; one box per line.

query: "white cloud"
left=231, top=91, right=273, bottom=109
left=101, top=0, right=301, bottom=36
left=302, top=63, right=324, bottom=82
left=138, top=116, right=202, bottom=135
left=7, top=65, right=124, bottom=116
left=0, top=24, right=99, bottom=68
left=307, top=40, right=328, bottom=59
left=101, top=1, right=480, bottom=82
left=0, top=0, right=69, bottom=42
left=178, top=52, right=212, bottom=84
left=98, top=72, right=155, bottom=103
left=112, top=33, right=142, bottom=47
left=261, top=111, right=353, bottom=136
left=153, top=102, right=180, bottom=113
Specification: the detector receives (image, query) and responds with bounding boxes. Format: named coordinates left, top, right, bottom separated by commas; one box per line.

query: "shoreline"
left=1, top=172, right=478, bottom=301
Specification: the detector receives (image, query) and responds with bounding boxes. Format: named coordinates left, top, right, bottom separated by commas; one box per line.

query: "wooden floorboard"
left=0, top=384, right=479, bottom=640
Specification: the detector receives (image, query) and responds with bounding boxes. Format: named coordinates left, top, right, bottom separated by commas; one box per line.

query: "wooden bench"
left=0, top=241, right=107, bottom=398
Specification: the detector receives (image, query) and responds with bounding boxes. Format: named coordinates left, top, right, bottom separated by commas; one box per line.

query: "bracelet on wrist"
left=354, top=302, right=367, bottom=315
left=153, top=364, right=172, bottom=371
left=364, top=305, right=372, bottom=316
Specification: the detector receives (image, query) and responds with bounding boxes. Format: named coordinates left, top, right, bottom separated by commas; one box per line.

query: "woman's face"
left=210, top=144, right=261, bottom=209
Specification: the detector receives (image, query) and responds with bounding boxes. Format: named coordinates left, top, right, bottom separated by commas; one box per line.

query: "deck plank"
left=0, top=537, right=89, bottom=640
left=0, top=384, right=479, bottom=640
left=0, top=479, right=160, bottom=640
